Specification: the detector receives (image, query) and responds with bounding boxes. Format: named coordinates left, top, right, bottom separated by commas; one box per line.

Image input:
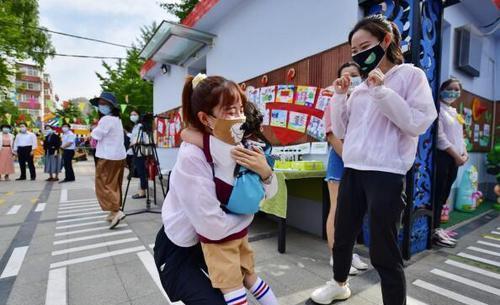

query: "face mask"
left=208, top=116, right=246, bottom=145
left=20, top=127, right=27, bottom=133
left=440, top=90, right=460, bottom=104
left=45, top=129, right=53, bottom=135
left=98, top=104, right=111, bottom=115
left=348, top=76, right=363, bottom=93
left=2, top=128, right=10, bottom=133
left=352, top=42, right=386, bottom=74
left=62, top=127, right=69, bottom=133
left=130, top=115, right=139, bottom=123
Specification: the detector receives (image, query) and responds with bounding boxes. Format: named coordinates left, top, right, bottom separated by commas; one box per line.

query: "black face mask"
left=352, top=42, right=386, bottom=74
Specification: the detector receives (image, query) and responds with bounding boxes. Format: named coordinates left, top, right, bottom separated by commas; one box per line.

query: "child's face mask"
left=208, top=116, right=246, bottom=145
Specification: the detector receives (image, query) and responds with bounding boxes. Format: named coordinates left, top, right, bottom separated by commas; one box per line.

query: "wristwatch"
left=262, top=173, right=273, bottom=185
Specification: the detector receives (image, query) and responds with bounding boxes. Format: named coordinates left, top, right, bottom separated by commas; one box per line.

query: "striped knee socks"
left=224, top=288, right=248, bottom=305
left=250, top=277, right=278, bottom=305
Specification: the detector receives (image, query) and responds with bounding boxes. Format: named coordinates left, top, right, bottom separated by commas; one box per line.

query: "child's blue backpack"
left=226, top=145, right=274, bottom=215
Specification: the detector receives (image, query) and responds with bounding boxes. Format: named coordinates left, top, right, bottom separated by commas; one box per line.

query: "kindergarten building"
left=140, top=0, right=500, bottom=257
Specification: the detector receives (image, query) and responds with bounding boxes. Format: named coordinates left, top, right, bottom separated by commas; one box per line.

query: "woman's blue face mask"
left=98, top=104, right=111, bottom=115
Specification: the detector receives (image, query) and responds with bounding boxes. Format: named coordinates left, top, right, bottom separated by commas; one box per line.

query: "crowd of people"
left=0, top=14, right=470, bottom=305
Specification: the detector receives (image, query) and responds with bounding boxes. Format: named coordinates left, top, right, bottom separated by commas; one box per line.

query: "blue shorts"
left=325, top=148, right=345, bottom=182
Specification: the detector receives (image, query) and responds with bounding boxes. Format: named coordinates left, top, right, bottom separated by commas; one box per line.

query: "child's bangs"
left=216, top=81, right=247, bottom=109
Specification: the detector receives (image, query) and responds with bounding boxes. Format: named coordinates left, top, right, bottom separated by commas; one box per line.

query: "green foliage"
left=0, top=99, right=33, bottom=125
left=56, top=102, right=83, bottom=123
left=0, top=0, right=55, bottom=89
left=159, top=0, right=199, bottom=21
left=95, top=23, right=156, bottom=115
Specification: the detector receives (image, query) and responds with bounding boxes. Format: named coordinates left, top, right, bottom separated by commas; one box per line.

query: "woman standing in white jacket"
left=311, top=15, right=437, bottom=305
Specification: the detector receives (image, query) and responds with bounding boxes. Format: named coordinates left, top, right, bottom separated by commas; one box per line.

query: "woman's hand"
left=455, top=155, right=467, bottom=166
left=231, top=146, right=272, bottom=180
left=332, top=73, right=351, bottom=95
left=367, top=68, right=385, bottom=87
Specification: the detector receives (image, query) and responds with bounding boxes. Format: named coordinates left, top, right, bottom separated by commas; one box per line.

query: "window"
left=21, top=66, right=40, bottom=77
left=16, top=81, right=41, bottom=91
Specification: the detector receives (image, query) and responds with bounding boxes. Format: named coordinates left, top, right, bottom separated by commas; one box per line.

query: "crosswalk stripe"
left=53, top=230, right=133, bottom=245
left=491, top=231, right=500, bottom=235
left=407, top=296, right=429, bottom=305
left=55, top=220, right=107, bottom=230
left=467, top=246, right=500, bottom=257
left=59, top=198, right=96, bottom=204
left=35, top=203, right=47, bottom=212
left=54, top=224, right=127, bottom=237
left=50, top=246, right=146, bottom=269
left=58, top=207, right=100, bottom=214
left=45, top=267, right=67, bottom=305
left=57, top=211, right=106, bottom=219
left=52, top=237, right=139, bottom=256
left=56, top=215, right=105, bottom=224
left=58, top=203, right=99, bottom=210
left=59, top=189, right=67, bottom=203
left=59, top=201, right=98, bottom=207
left=0, top=246, right=29, bottom=278
left=478, top=240, right=500, bottom=249
left=458, top=252, right=500, bottom=267
left=413, top=279, right=487, bottom=305
left=484, top=235, right=500, bottom=241
left=445, top=259, right=500, bottom=280
left=6, top=205, right=22, bottom=215
left=137, top=251, right=174, bottom=304
left=431, top=268, right=500, bottom=296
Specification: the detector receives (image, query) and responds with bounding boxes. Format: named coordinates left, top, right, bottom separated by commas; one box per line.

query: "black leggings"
left=333, top=169, right=406, bottom=305
left=433, top=150, right=458, bottom=229
left=133, top=156, right=148, bottom=190
left=153, top=227, right=225, bottom=305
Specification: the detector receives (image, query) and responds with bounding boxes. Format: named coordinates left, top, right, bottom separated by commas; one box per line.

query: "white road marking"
left=467, top=246, right=500, bottom=257
left=431, top=268, right=500, bottom=296
left=458, top=252, right=500, bottom=267
left=413, top=279, right=487, bottom=305
left=35, top=203, right=47, bottom=212
left=45, top=267, right=67, bottom=305
left=58, top=207, right=100, bottom=214
left=55, top=220, right=107, bottom=230
left=53, top=230, right=133, bottom=245
left=478, top=240, right=500, bottom=249
left=59, top=189, right=67, bottom=203
left=6, top=205, right=22, bottom=215
left=137, top=251, right=176, bottom=304
left=52, top=237, right=138, bottom=256
left=445, top=259, right=500, bottom=280
left=58, top=201, right=98, bottom=208
left=0, top=246, right=29, bottom=278
left=56, top=211, right=106, bottom=219
left=50, top=246, right=145, bottom=268
left=56, top=215, right=105, bottom=224
left=54, top=224, right=127, bottom=237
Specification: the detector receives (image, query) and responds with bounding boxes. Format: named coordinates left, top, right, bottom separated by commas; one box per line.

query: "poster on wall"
left=473, top=124, right=479, bottom=142
left=287, top=111, right=308, bottom=133
left=295, top=86, right=317, bottom=107
left=307, top=116, right=326, bottom=141
left=270, top=109, right=287, bottom=128
left=262, top=108, right=270, bottom=126
left=276, top=85, right=295, bottom=104
left=463, top=108, right=472, bottom=127
left=480, top=124, right=490, bottom=147
left=260, top=86, right=276, bottom=105
left=316, top=88, right=334, bottom=112
left=247, top=87, right=260, bottom=105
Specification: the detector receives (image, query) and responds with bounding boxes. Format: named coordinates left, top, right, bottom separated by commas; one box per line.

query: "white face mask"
left=20, top=127, right=27, bottom=133
left=62, top=127, right=69, bottom=133
left=130, top=115, right=139, bottom=123
left=348, top=76, right=363, bottom=93
left=2, top=128, right=10, bottom=133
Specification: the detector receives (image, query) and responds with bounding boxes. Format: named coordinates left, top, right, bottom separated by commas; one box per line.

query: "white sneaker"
left=110, top=211, right=126, bottom=229
left=310, top=280, right=351, bottom=304
left=351, top=253, right=368, bottom=270
left=106, top=212, right=114, bottom=222
left=330, top=256, right=360, bottom=275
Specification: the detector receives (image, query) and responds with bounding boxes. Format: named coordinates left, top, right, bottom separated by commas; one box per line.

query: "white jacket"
left=0, top=133, right=14, bottom=152
left=331, top=64, right=437, bottom=175
left=437, top=102, right=466, bottom=156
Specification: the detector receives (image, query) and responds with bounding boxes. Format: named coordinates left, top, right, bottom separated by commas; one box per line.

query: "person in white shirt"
left=90, top=92, right=126, bottom=229
left=13, top=122, right=37, bottom=181
left=433, top=78, right=467, bottom=248
left=311, top=15, right=437, bottom=305
left=60, top=123, right=76, bottom=183
left=127, top=110, right=149, bottom=199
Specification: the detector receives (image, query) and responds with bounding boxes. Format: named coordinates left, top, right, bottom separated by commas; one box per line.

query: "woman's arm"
left=91, top=117, right=111, bottom=140
left=330, top=93, right=349, bottom=140
left=180, top=127, right=203, bottom=148
left=370, top=67, right=437, bottom=137
left=327, top=133, right=343, bottom=157
left=175, top=145, right=253, bottom=240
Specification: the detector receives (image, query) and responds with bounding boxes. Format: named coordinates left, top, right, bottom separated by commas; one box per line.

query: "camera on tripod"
left=141, top=112, right=156, bottom=134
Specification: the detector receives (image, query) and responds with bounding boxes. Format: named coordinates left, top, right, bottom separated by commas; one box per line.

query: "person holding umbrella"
left=90, top=92, right=127, bottom=229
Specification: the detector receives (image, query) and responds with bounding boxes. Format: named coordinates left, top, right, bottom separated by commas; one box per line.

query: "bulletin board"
left=453, top=90, right=495, bottom=152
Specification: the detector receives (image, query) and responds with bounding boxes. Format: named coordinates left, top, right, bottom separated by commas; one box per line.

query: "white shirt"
left=331, top=64, right=437, bottom=175
left=91, top=116, right=126, bottom=160
left=62, top=131, right=76, bottom=150
left=127, top=123, right=150, bottom=155
left=437, top=102, right=466, bottom=156
left=13, top=132, right=37, bottom=151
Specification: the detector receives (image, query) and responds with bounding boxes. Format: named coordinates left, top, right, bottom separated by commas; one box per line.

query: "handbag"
left=225, top=145, right=275, bottom=215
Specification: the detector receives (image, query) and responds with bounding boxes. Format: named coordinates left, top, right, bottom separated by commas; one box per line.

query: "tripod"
left=121, top=125, right=166, bottom=215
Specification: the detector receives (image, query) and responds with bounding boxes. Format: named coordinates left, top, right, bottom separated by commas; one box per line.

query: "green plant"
left=159, top=0, right=199, bottom=21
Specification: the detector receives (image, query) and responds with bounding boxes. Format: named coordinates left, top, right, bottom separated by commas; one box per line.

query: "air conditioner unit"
left=455, top=26, right=482, bottom=77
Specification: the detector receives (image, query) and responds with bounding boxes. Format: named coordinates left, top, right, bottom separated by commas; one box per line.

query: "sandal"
left=132, top=194, right=146, bottom=199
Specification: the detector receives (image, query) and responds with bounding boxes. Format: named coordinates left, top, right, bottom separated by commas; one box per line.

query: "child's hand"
left=332, top=73, right=351, bottom=95
left=231, top=146, right=272, bottom=180
left=180, top=127, right=203, bottom=148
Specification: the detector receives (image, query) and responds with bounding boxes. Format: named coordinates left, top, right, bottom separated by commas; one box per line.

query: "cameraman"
left=128, top=110, right=149, bottom=199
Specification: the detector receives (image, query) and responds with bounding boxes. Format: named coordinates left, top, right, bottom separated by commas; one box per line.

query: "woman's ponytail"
left=181, top=75, right=195, bottom=127
left=387, top=21, right=404, bottom=65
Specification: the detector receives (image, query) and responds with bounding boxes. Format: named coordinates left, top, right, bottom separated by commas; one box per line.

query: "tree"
left=0, top=99, right=33, bottom=125
left=96, top=23, right=156, bottom=115
left=159, top=0, right=199, bottom=21
left=55, top=102, right=83, bottom=125
left=0, top=0, right=55, bottom=90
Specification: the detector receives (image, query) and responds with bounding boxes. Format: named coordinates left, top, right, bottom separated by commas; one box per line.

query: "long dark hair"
left=348, top=14, right=404, bottom=65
